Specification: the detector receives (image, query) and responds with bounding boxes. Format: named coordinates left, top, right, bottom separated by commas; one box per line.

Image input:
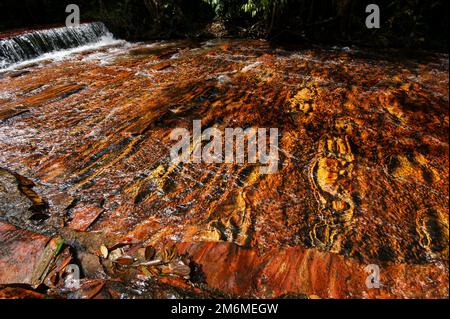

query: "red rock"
left=0, top=286, right=46, bottom=299
left=68, top=205, right=104, bottom=231
left=0, top=222, right=49, bottom=285
left=0, top=39, right=448, bottom=298
left=177, top=242, right=448, bottom=299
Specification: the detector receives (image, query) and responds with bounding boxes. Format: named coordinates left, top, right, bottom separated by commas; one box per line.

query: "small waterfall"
left=0, top=22, right=113, bottom=69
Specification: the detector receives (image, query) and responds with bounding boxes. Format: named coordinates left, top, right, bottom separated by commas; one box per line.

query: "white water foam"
left=0, top=35, right=128, bottom=72
left=0, top=22, right=133, bottom=71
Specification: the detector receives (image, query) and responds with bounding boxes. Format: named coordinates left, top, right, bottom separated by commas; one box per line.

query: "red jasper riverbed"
left=0, top=37, right=448, bottom=298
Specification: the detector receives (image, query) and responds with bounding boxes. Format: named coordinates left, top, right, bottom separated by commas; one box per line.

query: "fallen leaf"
left=144, top=246, right=156, bottom=260
left=115, top=256, right=134, bottom=266
left=100, top=245, right=108, bottom=259
left=54, top=238, right=65, bottom=256
left=108, top=248, right=123, bottom=261
left=141, top=266, right=152, bottom=277
left=31, top=237, right=64, bottom=288
left=69, top=280, right=105, bottom=299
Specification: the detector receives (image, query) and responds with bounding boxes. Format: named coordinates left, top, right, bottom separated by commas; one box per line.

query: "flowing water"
left=0, top=23, right=448, bottom=298
left=0, top=22, right=114, bottom=69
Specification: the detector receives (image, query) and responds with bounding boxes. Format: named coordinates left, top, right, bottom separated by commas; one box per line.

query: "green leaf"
left=53, top=237, right=65, bottom=257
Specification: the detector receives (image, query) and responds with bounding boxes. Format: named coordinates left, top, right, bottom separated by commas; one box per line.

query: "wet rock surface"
left=0, top=39, right=448, bottom=298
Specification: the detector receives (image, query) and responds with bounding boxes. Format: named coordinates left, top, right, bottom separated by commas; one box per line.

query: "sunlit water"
left=0, top=24, right=448, bottom=298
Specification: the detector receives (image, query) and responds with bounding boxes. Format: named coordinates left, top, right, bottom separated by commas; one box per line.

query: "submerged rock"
left=0, top=38, right=448, bottom=298
left=0, top=168, right=48, bottom=225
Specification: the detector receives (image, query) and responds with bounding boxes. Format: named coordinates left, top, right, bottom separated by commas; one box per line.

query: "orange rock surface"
left=0, top=39, right=448, bottom=298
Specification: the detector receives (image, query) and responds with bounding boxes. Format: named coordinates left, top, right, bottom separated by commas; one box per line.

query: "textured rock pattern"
left=0, top=39, right=448, bottom=298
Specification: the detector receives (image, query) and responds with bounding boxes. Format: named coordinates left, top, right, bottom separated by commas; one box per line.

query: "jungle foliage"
left=0, top=0, right=448, bottom=50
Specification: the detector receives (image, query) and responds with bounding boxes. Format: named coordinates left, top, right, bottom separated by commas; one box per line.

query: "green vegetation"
left=0, top=0, right=448, bottom=50
left=202, top=0, right=448, bottom=49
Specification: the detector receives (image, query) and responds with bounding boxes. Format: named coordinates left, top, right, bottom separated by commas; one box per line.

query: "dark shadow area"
left=0, top=1, right=448, bottom=51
